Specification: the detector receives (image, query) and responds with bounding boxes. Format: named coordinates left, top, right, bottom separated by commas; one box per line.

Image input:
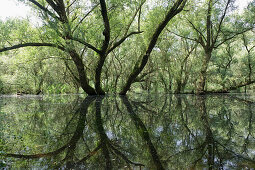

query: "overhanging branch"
left=186, top=19, right=206, bottom=42
left=214, top=28, right=253, bottom=48
left=72, top=3, right=100, bottom=34
left=28, top=0, right=60, bottom=20
left=167, top=29, right=198, bottom=42
left=70, top=37, right=101, bottom=54
left=0, top=43, right=65, bottom=53
left=212, top=0, right=231, bottom=46
left=107, top=31, right=143, bottom=54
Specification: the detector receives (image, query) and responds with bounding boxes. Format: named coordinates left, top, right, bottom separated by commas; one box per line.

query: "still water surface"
left=0, top=94, right=255, bottom=169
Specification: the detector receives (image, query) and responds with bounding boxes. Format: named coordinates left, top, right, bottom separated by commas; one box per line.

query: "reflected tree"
left=0, top=94, right=255, bottom=169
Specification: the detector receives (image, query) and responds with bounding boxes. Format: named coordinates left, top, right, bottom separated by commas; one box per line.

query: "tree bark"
left=175, top=80, right=182, bottom=94
left=196, top=51, right=211, bottom=94
left=121, top=96, right=165, bottom=169
left=95, top=54, right=107, bottom=95
left=95, top=96, right=112, bottom=169
left=120, top=0, right=187, bottom=95
left=69, top=50, right=96, bottom=95
left=94, top=0, right=110, bottom=95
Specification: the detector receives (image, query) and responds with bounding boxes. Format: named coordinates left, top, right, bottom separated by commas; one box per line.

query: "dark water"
left=0, top=94, right=255, bottom=169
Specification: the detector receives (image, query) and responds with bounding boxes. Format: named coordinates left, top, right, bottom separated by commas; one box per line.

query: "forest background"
left=0, top=0, right=255, bottom=95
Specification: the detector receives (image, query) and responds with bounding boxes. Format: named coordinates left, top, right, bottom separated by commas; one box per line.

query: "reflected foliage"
left=0, top=94, right=255, bottom=169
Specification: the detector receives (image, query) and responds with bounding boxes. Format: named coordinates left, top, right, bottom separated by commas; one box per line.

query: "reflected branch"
left=1, top=96, right=96, bottom=163
left=64, top=96, right=97, bottom=164
left=121, top=96, right=165, bottom=170
left=95, top=96, right=112, bottom=169
left=197, top=96, right=215, bottom=170
left=109, top=143, right=145, bottom=167
left=77, top=144, right=102, bottom=163
left=216, top=141, right=255, bottom=164
left=177, top=96, right=201, bottom=145
left=0, top=145, right=68, bottom=159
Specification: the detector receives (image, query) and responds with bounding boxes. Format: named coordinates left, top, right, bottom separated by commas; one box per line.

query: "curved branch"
left=28, top=0, right=60, bottom=20
left=0, top=43, right=65, bottom=53
left=216, top=141, right=255, bottom=163
left=120, top=0, right=187, bottom=95
left=227, top=80, right=255, bottom=91
left=107, top=31, right=143, bottom=54
left=121, top=96, right=164, bottom=169
left=0, top=144, right=68, bottom=159
left=214, top=28, right=253, bottom=48
left=70, top=37, right=101, bottom=54
left=124, top=0, right=146, bottom=36
left=186, top=19, right=206, bottom=43
left=77, top=144, right=102, bottom=163
left=167, top=29, right=198, bottom=42
left=109, top=143, right=145, bottom=167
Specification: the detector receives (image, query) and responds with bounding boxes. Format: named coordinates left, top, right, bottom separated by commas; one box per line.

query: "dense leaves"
left=0, top=0, right=255, bottom=94
left=0, top=94, right=255, bottom=169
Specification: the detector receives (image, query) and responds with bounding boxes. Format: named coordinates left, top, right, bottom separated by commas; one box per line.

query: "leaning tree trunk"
left=120, top=0, right=187, bottom=95
left=69, top=50, right=97, bottom=95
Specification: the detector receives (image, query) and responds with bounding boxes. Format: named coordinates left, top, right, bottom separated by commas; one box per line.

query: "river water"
left=0, top=94, right=255, bottom=169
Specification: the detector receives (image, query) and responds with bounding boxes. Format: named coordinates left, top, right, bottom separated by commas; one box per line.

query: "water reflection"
left=0, top=94, right=255, bottom=169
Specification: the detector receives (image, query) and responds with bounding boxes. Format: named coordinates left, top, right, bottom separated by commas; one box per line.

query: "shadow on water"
left=0, top=94, right=255, bottom=169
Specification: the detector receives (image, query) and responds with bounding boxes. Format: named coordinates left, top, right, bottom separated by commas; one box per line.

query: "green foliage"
left=0, top=0, right=255, bottom=94
left=0, top=94, right=255, bottom=168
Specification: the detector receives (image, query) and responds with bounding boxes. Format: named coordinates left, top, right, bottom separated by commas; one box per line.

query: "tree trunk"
left=95, top=96, right=112, bottom=169
left=175, top=80, right=182, bottom=94
left=69, top=50, right=96, bottom=95
left=121, top=96, right=165, bottom=169
left=95, top=54, right=107, bottom=95
left=119, top=0, right=187, bottom=95
left=196, top=52, right=211, bottom=94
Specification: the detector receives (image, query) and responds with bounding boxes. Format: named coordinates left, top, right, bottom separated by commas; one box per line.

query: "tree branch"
left=124, top=0, right=146, bottom=37
left=77, top=144, right=102, bottom=163
left=99, top=0, right=110, bottom=54
left=72, top=3, right=100, bottom=34
left=70, top=37, right=101, bottom=54
left=0, top=43, right=65, bottom=53
left=45, top=0, right=60, bottom=15
left=120, top=0, right=187, bottom=95
left=186, top=19, right=206, bottom=42
left=227, top=80, right=255, bottom=91
left=28, top=0, right=60, bottom=20
left=109, top=143, right=145, bottom=167
left=0, top=144, right=68, bottom=159
left=214, top=28, right=253, bottom=48
left=167, top=29, right=198, bottom=42
left=212, top=0, right=231, bottom=46
left=107, top=31, right=143, bottom=54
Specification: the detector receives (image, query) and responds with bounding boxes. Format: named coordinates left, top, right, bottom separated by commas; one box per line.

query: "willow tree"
left=0, top=0, right=145, bottom=95
left=120, top=0, right=187, bottom=95
left=171, top=0, right=253, bottom=94
left=0, top=0, right=187, bottom=95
